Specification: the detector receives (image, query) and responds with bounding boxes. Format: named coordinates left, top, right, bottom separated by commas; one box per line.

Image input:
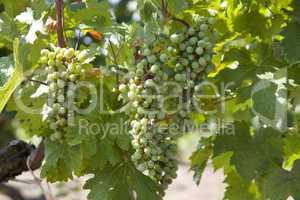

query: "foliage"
left=0, top=0, right=300, bottom=199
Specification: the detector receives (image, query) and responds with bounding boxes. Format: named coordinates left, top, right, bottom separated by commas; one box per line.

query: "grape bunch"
left=119, top=39, right=180, bottom=190
left=119, top=16, right=216, bottom=192
left=40, top=47, right=91, bottom=141
left=168, top=16, right=216, bottom=117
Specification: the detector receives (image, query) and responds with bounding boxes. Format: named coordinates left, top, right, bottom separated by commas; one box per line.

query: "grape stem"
left=55, top=0, right=65, bottom=47
left=161, top=0, right=190, bottom=28
left=28, top=79, right=48, bottom=86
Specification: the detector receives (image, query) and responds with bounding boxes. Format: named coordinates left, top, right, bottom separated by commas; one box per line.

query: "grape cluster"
left=120, top=16, right=215, bottom=191
left=119, top=40, right=180, bottom=190
left=40, top=47, right=91, bottom=141
left=168, top=16, right=216, bottom=117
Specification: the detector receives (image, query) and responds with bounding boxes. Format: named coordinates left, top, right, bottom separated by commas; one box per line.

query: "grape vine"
left=0, top=0, right=299, bottom=200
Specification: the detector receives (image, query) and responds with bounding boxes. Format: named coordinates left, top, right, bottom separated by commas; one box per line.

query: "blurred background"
left=0, top=0, right=226, bottom=199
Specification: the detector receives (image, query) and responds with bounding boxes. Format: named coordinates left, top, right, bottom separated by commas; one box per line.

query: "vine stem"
left=55, top=0, right=65, bottom=47
left=161, top=0, right=190, bottom=28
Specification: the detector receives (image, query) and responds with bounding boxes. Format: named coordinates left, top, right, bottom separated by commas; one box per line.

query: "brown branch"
left=55, top=0, right=65, bottom=47
left=0, top=140, right=44, bottom=183
left=28, top=79, right=48, bottom=86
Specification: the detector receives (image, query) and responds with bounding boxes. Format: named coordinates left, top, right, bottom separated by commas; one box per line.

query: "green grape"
left=200, top=23, right=209, bottom=32
left=48, top=52, right=56, bottom=60
left=199, top=57, right=207, bottom=66
left=41, top=49, right=50, bottom=56
left=192, top=61, right=199, bottom=69
left=150, top=64, right=160, bottom=73
left=119, top=18, right=216, bottom=193
left=64, top=48, right=75, bottom=59
left=41, top=46, right=92, bottom=142
left=147, top=55, right=157, bottom=63
left=196, top=47, right=204, bottom=55
left=40, top=56, right=48, bottom=64
left=189, top=37, right=198, bottom=45
left=179, top=43, right=186, bottom=51
left=160, top=54, right=168, bottom=63
left=186, top=46, right=194, bottom=53
left=187, top=27, right=196, bottom=35
left=48, top=60, right=56, bottom=67
left=143, top=48, right=151, bottom=56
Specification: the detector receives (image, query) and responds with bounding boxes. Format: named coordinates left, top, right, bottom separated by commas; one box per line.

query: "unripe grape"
left=147, top=55, right=157, bottom=63
left=41, top=49, right=50, bottom=56
left=57, top=94, right=65, bottom=103
left=186, top=46, right=194, bottom=54
left=49, top=83, right=58, bottom=92
left=48, top=52, right=56, bottom=60
left=181, top=59, right=189, bottom=66
left=128, top=91, right=135, bottom=99
left=198, top=32, right=205, bottom=38
left=192, top=62, right=199, bottom=69
left=175, top=74, right=182, bottom=81
left=187, top=27, right=195, bottom=35
left=48, top=60, right=56, bottom=67
left=160, top=54, right=168, bottom=63
left=150, top=64, right=160, bottom=73
left=119, top=84, right=127, bottom=92
left=145, top=79, right=155, bottom=87
left=69, top=74, right=77, bottom=82
left=57, top=79, right=66, bottom=89
left=199, top=57, right=207, bottom=66
left=188, top=54, right=195, bottom=61
left=179, top=43, right=186, bottom=51
left=196, top=47, right=204, bottom=55
left=200, top=23, right=209, bottom=32
left=189, top=37, right=198, bottom=45
left=40, top=56, right=48, bottom=64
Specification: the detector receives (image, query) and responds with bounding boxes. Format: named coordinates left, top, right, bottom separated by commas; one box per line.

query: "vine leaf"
left=0, top=39, right=24, bottom=112
left=84, top=162, right=163, bottom=200
left=190, top=137, right=212, bottom=185
left=41, top=140, right=81, bottom=182
left=213, top=122, right=284, bottom=181
left=281, top=22, right=300, bottom=64
left=224, top=171, right=257, bottom=200
left=259, top=161, right=300, bottom=200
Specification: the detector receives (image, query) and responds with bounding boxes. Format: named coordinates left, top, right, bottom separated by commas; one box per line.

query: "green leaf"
left=213, top=122, right=284, bottom=180
left=224, top=171, right=258, bottom=200
left=167, top=0, right=189, bottom=15
left=252, top=82, right=278, bottom=120
left=258, top=161, right=300, bottom=200
left=0, top=39, right=24, bottom=112
left=190, top=137, right=212, bottom=184
left=67, top=0, right=112, bottom=29
left=41, top=140, right=81, bottom=182
left=283, top=133, right=300, bottom=169
left=281, top=22, right=300, bottom=64
left=84, top=161, right=163, bottom=200
left=230, top=9, right=269, bottom=39
left=138, top=0, right=157, bottom=22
